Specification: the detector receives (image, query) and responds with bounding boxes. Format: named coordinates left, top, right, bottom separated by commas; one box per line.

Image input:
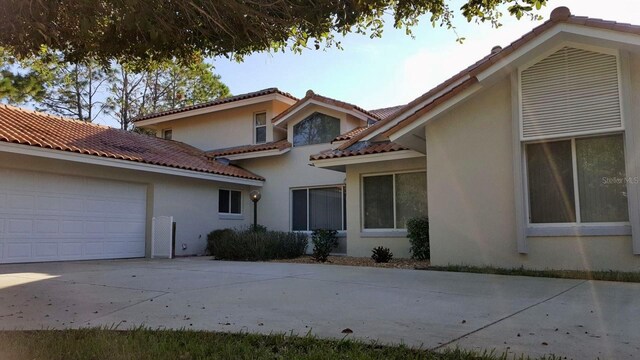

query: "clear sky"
left=210, top=0, right=640, bottom=112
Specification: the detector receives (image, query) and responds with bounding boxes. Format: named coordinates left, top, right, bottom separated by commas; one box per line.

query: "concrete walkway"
left=0, top=258, right=638, bottom=359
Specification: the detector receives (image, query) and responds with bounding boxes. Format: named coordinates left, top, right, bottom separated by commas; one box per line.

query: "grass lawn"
left=420, top=265, right=640, bottom=283
left=0, top=329, right=560, bottom=360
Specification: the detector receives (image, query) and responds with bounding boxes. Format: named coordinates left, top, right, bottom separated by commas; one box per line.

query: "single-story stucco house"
left=1, top=7, right=639, bottom=271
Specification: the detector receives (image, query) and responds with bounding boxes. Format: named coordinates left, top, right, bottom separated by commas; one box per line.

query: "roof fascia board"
left=476, top=23, right=640, bottom=83
left=0, top=142, right=264, bottom=186
left=311, top=150, right=424, bottom=168
left=273, top=99, right=369, bottom=127
left=135, top=93, right=294, bottom=127
left=218, top=148, right=291, bottom=161
left=388, top=82, right=484, bottom=142
left=360, top=75, right=472, bottom=141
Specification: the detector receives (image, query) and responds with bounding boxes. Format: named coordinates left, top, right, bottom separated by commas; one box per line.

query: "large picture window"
left=219, top=189, right=242, bottom=215
left=293, top=112, right=340, bottom=146
left=291, top=186, right=346, bottom=231
left=526, top=134, right=628, bottom=224
left=362, top=171, right=427, bottom=229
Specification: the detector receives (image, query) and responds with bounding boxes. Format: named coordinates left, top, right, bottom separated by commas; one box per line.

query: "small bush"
left=407, top=217, right=430, bottom=260
left=371, top=246, right=393, bottom=263
left=206, top=228, right=235, bottom=256
left=207, top=228, right=307, bottom=261
left=311, top=229, right=338, bottom=263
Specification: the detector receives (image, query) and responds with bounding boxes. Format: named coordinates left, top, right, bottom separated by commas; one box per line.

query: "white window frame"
left=523, top=133, right=631, bottom=237
left=289, top=185, right=346, bottom=232
left=361, top=170, right=427, bottom=231
left=162, top=129, right=173, bottom=140
left=254, top=112, right=267, bottom=144
left=512, top=46, right=639, bottom=254
left=218, top=188, right=243, bottom=218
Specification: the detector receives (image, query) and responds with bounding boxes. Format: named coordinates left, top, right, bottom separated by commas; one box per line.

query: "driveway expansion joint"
left=431, top=280, right=588, bottom=351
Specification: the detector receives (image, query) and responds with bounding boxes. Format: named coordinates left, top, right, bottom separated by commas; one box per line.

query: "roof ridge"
left=0, top=104, right=112, bottom=130
left=133, top=87, right=298, bottom=123
left=337, top=6, right=640, bottom=149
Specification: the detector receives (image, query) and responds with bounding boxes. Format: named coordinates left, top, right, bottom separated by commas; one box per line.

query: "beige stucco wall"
left=425, top=64, right=640, bottom=271
left=0, top=152, right=254, bottom=257
left=146, top=100, right=285, bottom=150
left=344, top=157, right=427, bottom=258
left=238, top=144, right=346, bottom=232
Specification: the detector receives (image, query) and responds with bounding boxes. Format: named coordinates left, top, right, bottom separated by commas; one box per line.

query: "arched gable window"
left=293, top=112, right=340, bottom=146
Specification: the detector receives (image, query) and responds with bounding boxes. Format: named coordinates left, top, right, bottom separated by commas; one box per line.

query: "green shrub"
left=407, top=217, right=429, bottom=260
left=371, top=246, right=393, bottom=263
left=206, top=228, right=234, bottom=256
left=311, top=229, right=338, bottom=263
left=207, top=228, right=307, bottom=261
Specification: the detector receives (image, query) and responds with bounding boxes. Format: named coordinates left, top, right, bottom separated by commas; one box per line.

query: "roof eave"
left=135, top=93, right=297, bottom=127
left=0, top=141, right=264, bottom=186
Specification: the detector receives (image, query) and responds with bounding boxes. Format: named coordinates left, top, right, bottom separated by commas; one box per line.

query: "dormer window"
left=293, top=112, right=340, bottom=146
left=162, top=129, right=172, bottom=140
left=255, top=112, right=266, bottom=144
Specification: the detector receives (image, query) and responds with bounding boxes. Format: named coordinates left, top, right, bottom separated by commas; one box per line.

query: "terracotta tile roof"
left=0, top=105, right=264, bottom=181
left=133, top=88, right=297, bottom=123
left=340, top=7, right=640, bottom=148
left=272, top=90, right=381, bottom=125
left=310, top=141, right=409, bottom=160
left=369, top=105, right=405, bottom=120
left=332, top=127, right=367, bottom=142
left=206, top=139, right=291, bottom=158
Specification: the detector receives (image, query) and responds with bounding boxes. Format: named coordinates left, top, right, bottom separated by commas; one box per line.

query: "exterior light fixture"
left=249, top=190, right=261, bottom=231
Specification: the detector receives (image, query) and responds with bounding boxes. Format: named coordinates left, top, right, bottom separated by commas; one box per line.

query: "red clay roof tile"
left=271, top=90, right=380, bottom=124
left=133, top=88, right=297, bottom=123
left=310, top=141, right=409, bottom=160
left=206, top=139, right=291, bottom=158
left=341, top=7, right=640, bottom=146
left=0, top=105, right=264, bottom=181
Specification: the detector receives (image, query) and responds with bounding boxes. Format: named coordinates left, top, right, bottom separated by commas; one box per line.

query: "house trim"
left=273, top=99, right=370, bottom=127
left=219, top=148, right=291, bottom=161
left=311, top=150, right=424, bottom=168
left=134, top=94, right=296, bottom=127
left=0, top=142, right=264, bottom=187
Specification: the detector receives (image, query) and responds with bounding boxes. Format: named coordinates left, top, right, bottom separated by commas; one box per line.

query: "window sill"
left=293, top=231, right=347, bottom=238
left=527, top=224, right=631, bottom=237
left=360, top=230, right=408, bottom=238
left=218, top=213, right=244, bottom=220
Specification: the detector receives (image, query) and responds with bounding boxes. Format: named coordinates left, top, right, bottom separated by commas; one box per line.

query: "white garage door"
left=0, top=168, right=147, bottom=263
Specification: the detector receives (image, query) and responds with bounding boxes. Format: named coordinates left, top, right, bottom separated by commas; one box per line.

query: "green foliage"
left=423, top=265, right=640, bottom=283
left=311, top=229, right=338, bottom=263
left=371, top=246, right=393, bottom=263
left=207, top=228, right=307, bottom=261
left=0, top=328, right=556, bottom=360
left=0, top=1, right=548, bottom=64
left=407, top=217, right=430, bottom=260
left=0, top=49, right=230, bottom=128
left=205, top=229, right=235, bottom=256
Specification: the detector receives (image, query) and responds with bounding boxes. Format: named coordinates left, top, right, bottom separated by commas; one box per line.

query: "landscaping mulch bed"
left=271, top=256, right=429, bottom=269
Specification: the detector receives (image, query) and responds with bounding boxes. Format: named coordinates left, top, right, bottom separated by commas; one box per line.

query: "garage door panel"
left=36, top=196, right=61, bottom=212
left=6, top=243, right=32, bottom=259
left=35, top=219, right=59, bottom=234
left=34, top=243, right=58, bottom=257
left=7, top=194, right=35, bottom=211
left=0, top=168, right=147, bottom=263
left=60, top=243, right=83, bottom=256
left=60, top=197, right=84, bottom=212
left=7, top=219, right=33, bottom=234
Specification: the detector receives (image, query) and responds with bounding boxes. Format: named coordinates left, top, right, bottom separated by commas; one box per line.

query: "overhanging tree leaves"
left=0, top=0, right=547, bottom=64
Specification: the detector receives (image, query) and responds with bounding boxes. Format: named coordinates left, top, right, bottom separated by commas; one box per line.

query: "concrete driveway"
left=0, top=258, right=638, bottom=359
